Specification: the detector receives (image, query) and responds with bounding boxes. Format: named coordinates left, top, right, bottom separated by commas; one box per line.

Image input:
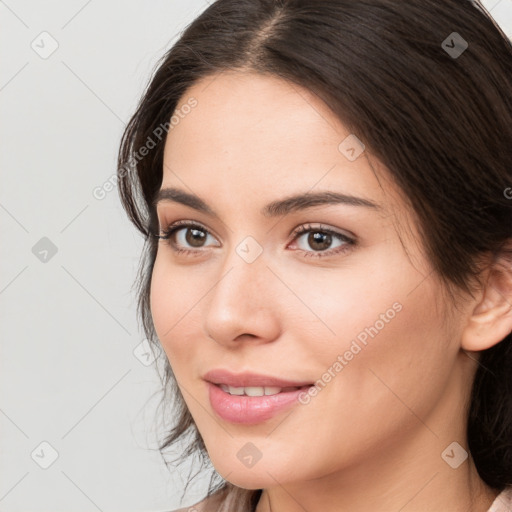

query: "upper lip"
left=203, top=369, right=313, bottom=388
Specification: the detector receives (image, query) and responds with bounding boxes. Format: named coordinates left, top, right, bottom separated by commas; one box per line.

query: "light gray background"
left=1, top=1, right=511, bottom=511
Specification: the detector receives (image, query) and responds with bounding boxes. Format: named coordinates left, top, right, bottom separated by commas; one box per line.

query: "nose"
left=203, top=245, right=281, bottom=347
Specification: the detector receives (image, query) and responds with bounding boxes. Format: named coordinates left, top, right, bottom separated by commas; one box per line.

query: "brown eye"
left=294, top=228, right=347, bottom=253
left=184, top=227, right=207, bottom=247
left=158, top=221, right=220, bottom=253
left=307, top=232, right=333, bottom=251
left=290, top=224, right=355, bottom=258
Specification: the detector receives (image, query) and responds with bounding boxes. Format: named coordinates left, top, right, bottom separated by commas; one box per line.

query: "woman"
left=117, top=0, right=512, bottom=510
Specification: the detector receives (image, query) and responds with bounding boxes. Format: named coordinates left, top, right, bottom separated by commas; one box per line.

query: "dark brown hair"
left=117, top=0, right=512, bottom=509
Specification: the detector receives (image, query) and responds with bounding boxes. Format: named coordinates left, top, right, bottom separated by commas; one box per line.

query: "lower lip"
left=207, top=382, right=312, bottom=424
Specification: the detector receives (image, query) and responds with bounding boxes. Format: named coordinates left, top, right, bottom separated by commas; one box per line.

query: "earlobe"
left=461, top=255, right=512, bottom=352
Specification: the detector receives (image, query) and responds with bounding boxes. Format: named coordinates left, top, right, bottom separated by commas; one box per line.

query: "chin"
left=223, top=474, right=272, bottom=491
left=212, top=461, right=280, bottom=490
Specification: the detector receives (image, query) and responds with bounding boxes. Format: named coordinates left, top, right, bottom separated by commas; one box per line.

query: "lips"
left=203, top=369, right=314, bottom=424
left=206, top=382, right=312, bottom=424
left=203, top=369, right=313, bottom=388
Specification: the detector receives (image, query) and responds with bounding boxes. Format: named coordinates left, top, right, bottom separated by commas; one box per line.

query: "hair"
left=117, top=0, right=512, bottom=509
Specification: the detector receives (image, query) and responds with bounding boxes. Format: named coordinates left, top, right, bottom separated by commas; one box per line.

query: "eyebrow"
left=153, top=187, right=382, bottom=218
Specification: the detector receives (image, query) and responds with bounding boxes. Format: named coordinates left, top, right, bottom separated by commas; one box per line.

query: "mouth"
left=203, top=369, right=315, bottom=424
left=206, top=381, right=314, bottom=424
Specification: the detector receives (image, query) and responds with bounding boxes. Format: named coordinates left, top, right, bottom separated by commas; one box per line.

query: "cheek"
left=285, top=250, right=452, bottom=416
left=278, top=244, right=433, bottom=361
left=149, top=256, right=201, bottom=370
left=323, top=282, right=451, bottom=432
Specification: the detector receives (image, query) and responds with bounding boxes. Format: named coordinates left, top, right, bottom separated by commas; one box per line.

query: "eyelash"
left=156, top=220, right=356, bottom=259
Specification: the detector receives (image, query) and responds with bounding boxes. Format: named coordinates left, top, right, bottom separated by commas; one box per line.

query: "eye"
left=156, top=220, right=220, bottom=255
left=289, top=223, right=355, bottom=258
left=156, top=220, right=356, bottom=259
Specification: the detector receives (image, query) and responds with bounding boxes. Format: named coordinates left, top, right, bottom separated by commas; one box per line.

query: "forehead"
left=161, top=71, right=405, bottom=220
left=165, top=70, right=345, bottom=157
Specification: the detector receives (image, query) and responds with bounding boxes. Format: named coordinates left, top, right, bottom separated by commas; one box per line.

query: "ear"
left=461, top=249, right=512, bottom=352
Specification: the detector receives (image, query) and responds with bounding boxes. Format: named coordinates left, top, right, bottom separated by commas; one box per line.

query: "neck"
left=256, top=458, right=498, bottom=512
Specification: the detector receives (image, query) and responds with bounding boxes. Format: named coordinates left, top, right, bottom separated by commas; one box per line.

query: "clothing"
left=171, top=486, right=512, bottom=511
left=487, top=486, right=512, bottom=512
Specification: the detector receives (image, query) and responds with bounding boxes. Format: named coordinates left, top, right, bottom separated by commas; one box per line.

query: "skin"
left=150, top=71, right=511, bottom=511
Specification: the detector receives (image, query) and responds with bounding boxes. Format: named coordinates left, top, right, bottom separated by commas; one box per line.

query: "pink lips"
left=203, top=369, right=313, bottom=424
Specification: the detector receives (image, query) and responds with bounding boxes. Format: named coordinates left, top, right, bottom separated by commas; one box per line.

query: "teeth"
left=226, top=385, right=244, bottom=395
left=264, top=386, right=283, bottom=395
left=245, top=386, right=265, bottom=396
left=219, top=385, right=295, bottom=396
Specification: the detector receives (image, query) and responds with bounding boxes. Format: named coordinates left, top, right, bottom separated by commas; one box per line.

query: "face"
left=150, top=71, right=471, bottom=489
